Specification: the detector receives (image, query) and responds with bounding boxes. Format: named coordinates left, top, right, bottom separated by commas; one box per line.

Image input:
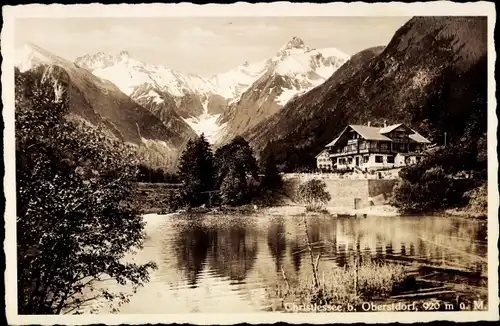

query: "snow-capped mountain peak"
left=209, top=36, right=350, bottom=103
left=280, top=36, right=308, bottom=52
left=276, top=36, right=312, bottom=57
left=76, top=50, right=217, bottom=98
left=117, top=50, right=130, bottom=60
left=214, top=37, right=351, bottom=144
left=16, top=43, right=62, bottom=72
left=74, top=50, right=135, bottom=71
left=286, top=36, right=306, bottom=49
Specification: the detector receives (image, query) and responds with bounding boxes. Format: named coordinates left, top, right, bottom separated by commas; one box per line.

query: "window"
left=381, top=143, right=388, bottom=150
left=348, top=157, right=353, bottom=164
left=363, top=156, right=369, bottom=163
left=387, top=156, right=395, bottom=163
left=375, top=156, right=383, bottom=163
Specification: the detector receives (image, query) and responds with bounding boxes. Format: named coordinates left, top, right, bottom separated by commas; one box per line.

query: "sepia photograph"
left=2, top=2, right=498, bottom=324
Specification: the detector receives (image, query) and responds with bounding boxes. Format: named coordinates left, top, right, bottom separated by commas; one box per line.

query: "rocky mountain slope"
left=247, top=16, right=487, bottom=171
left=75, top=50, right=215, bottom=142
left=16, top=43, right=190, bottom=168
left=215, top=37, right=349, bottom=145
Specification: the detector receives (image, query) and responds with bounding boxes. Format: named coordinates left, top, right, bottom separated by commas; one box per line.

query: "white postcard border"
left=2, top=2, right=498, bottom=324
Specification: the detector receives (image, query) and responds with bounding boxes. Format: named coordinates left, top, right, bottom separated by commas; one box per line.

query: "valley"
left=73, top=36, right=350, bottom=149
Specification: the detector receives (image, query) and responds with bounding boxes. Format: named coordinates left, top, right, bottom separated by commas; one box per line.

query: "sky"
left=15, top=16, right=411, bottom=77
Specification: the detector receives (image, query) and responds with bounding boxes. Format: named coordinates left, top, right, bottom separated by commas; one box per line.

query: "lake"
left=90, top=213, right=488, bottom=314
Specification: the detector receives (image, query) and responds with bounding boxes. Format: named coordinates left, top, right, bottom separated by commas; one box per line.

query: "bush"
left=165, top=189, right=187, bottom=212
left=464, top=184, right=487, bottom=214
left=296, top=179, right=332, bottom=211
left=392, top=166, right=455, bottom=213
left=391, top=160, right=477, bottom=213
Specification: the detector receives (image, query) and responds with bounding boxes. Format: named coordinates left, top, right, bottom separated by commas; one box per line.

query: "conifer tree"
left=261, top=153, right=283, bottom=191
left=177, top=133, right=215, bottom=206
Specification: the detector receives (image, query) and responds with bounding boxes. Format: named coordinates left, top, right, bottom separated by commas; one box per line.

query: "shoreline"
left=141, top=204, right=487, bottom=221
left=261, top=204, right=399, bottom=217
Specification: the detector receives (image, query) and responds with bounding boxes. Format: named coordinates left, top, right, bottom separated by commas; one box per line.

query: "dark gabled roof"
left=349, top=125, right=392, bottom=141
left=325, top=136, right=340, bottom=147
left=409, top=130, right=431, bottom=143
left=379, top=123, right=404, bottom=134
left=324, top=123, right=431, bottom=149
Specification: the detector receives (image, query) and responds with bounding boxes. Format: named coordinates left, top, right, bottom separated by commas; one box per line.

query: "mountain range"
left=73, top=36, right=349, bottom=144
left=16, top=43, right=186, bottom=150
left=15, top=16, right=487, bottom=172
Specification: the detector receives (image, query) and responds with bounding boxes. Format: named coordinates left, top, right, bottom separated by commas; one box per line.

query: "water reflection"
left=104, top=214, right=488, bottom=313
left=208, top=223, right=258, bottom=282
left=172, top=221, right=209, bottom=286
left=267, top=216, right=286, bottom=273
left=170, top=216, right=259, bottom=286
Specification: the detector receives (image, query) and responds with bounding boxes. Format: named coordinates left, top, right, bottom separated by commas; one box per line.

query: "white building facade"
left=323, top=123, right=431, bottom=171
left=315, top=149, right=333, bottom=170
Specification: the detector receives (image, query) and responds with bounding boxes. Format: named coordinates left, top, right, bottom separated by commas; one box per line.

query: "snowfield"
left=183, top=100, right=227, bottom=144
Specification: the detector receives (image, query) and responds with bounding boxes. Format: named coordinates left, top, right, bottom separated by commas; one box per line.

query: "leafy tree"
left=391, top=162, right=474, bottom=213
left=219, top=168, right=248, bottom=206
left=296, top=179, right=332, bottom=212
left=214, top=136, right=259, bottom=205
left=15, top=66, right=157, bottom=314
left=177, top=133, right=215, bottom=207
left=392, top=166, right=453, bottom=213
left=214, top=136, right=258, bottom=188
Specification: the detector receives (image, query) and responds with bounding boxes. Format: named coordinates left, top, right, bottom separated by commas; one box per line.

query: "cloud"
left=171, top=26, right=224, bottom=53
left=229, top=23, right=281, bottom=35
left=177, top=27, right=217, bottom=39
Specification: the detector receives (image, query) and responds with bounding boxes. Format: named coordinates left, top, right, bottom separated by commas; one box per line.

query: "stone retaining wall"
left=285, top=177, right=398, bottom=209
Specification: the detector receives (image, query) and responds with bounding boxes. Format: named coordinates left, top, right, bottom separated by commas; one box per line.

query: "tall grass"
left=277, top=259, right=413, bottom=307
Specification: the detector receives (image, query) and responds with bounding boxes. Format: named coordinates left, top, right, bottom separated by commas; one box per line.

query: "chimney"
left=383, top=120, right=387, bottom=128
left=367, top=121, right=371, bottom=127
